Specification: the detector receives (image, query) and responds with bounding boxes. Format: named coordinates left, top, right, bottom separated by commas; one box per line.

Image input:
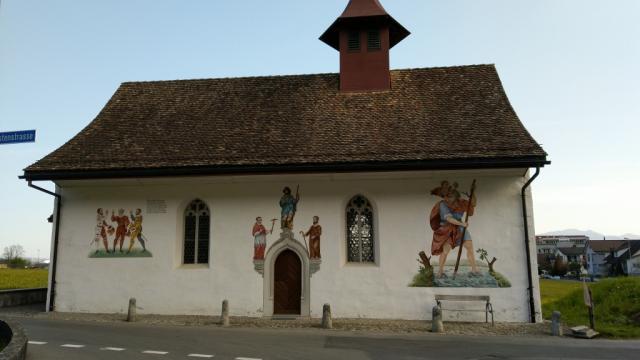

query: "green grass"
left=0, top=269, right=48, bottom=290
left=541, top=278, right=640, bottom=338
left=89, top=249, right=152, bottom=258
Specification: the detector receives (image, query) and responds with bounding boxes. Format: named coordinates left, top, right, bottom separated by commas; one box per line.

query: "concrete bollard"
left=432, top=306, right=444, bottom=333
left=321, top=303, right=332, bottom=329
left=552, top=311, right=563, bottom=336
left=221, top=299, right=230, bottom=327
left=127, top=298, right=136, bottom=322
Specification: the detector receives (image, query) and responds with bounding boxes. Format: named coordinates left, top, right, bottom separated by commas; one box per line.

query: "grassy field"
left=0, top=269, right=49, bottom=290
left=540, top=278, right=640, bottom=338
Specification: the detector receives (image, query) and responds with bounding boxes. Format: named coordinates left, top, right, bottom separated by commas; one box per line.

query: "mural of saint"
left=430, top=181, right=478, bottom=278
left=410, top=180, right=509, bottom=288
left=279, top=186, right=300, bottom=229
left=301, top=216, right=322, bottom=259
left=252, top=217, right=276, bottom=260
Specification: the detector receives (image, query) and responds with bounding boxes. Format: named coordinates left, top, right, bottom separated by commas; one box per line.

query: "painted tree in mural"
left=476, top=248, right=497, bottom=273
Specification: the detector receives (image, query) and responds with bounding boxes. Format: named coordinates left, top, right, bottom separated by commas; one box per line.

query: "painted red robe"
left=430, top=199, right=474, bottom=256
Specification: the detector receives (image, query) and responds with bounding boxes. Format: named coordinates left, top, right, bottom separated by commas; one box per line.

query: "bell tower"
left=320, top=0, right=410, bottom=92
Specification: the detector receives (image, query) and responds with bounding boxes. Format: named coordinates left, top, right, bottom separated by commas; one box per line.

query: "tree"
left=568, top=261, right=582, bottom=278
left=2, top=245, right=25, bottom=261
left=551, top=257, right=568, bottom=276
left=3, top=245, right=28, bottom=269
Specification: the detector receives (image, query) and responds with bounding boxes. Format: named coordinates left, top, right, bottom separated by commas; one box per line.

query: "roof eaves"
left=21, top=156, right=550, bottom=182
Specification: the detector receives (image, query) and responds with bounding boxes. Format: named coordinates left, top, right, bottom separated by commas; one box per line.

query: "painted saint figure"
left=429, top=181, right=479, bottom=278
left=111, top=208, right=130, bottom=253
left=279, top=186, right=300, bottom=229
left=303, top=216, right=322, bottom=259
left=252, top=217, right=275, bottom=260
left=93, top=208, right=111, bottom=253
left=127, top=208, right=147, bottom=253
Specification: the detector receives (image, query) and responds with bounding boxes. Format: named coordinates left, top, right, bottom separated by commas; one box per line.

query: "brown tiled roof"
left=558, top=247, right=585, bottom=256
left=23, top=65, right=548, bottom=180
left=587, top=240, right=627, bottom=253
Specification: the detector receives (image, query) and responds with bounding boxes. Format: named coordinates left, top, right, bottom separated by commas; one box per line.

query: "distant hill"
left=540, top=229, right=640, bottom=240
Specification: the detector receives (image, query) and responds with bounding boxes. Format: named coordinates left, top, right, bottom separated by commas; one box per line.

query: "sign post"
left=583, top=280, right=595, bottom=330
left=0, top=130, right=36, bottom=145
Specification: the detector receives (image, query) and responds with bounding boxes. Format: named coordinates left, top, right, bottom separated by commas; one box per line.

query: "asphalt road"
left=3, top=316, right=640, bottom=360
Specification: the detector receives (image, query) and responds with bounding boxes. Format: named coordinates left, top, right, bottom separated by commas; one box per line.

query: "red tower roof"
left=320, top=0, right=410, bottom=51
left=340, top=0, right=388, bottom=18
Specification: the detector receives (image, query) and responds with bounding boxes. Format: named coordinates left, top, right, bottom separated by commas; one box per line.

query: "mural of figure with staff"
left=429, top=181, right=478, bottom=278
left=279, top=186, right=300, bottom=229
left=301, top=216, right=322, bottom=259
left=252, top=217, right=277, bottom=260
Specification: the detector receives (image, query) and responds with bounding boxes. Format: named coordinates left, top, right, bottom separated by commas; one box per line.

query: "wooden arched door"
left=273, top=249, right=302, bottom=315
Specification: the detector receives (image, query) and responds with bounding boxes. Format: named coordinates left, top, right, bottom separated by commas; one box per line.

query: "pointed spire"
left=340, top=0, right=388, bottom=18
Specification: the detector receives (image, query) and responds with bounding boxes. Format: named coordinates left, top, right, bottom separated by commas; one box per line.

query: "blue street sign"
left=0, top=130, right=36, bottom=145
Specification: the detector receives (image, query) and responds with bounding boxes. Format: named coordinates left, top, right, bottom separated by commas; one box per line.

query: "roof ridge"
left=119, top=64, right=497, bottom=85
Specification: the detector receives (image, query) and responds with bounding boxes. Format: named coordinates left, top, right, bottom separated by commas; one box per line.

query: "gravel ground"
left=0, top=305, right=556, bottom=336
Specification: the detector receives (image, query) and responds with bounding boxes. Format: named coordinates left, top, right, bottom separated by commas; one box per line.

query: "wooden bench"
left=435, top=295, right=494, bottom=326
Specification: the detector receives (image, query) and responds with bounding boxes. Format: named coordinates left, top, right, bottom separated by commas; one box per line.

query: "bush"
left=492, top=271, right=511, bottom=288
left=8, top=258, right=29, bottom=269
left=409, top=266, right=434, bottom=287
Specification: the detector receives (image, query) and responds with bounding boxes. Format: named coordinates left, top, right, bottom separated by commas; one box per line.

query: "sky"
left=1, top=0, right=639, bottom=259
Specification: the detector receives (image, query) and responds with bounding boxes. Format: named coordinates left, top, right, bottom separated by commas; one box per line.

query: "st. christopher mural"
left=90, top=208, right=152, bottom=258
left=410, top=180, right=510, bottom=288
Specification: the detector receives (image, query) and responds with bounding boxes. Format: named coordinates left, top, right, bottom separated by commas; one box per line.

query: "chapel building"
left=23, top=0, right=549, bottom=322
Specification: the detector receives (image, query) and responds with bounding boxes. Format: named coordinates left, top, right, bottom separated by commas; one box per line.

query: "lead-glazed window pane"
left=346, top=195, right=375, bottom=263
left=183, top=199, right=210, bottom=265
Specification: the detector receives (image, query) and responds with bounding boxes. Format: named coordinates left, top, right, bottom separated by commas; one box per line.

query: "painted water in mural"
left=410, top=180, right=510, bottom=288
left=90, top=208, right=152, bottom=258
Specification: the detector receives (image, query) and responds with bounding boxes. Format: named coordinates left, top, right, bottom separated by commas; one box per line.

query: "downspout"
left=521, top=167, right=540, bottom=323
left=27, top=181, right=61, bottom=312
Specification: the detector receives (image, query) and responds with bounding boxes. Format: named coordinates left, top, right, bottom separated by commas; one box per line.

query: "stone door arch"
left=262, top=230, right=311, bottom=318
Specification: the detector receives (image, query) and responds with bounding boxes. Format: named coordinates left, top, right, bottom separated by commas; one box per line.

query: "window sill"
left=178, top=264, right=210, bottom=270
left=343, top=262, right=379, bottom=268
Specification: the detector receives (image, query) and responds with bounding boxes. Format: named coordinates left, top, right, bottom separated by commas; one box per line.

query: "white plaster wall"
left=52, top=169, right=540, bottom=322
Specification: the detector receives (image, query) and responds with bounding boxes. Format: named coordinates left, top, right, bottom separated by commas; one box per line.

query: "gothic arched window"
left=346, top=195, right=375, bottom=263
left=183, top=199, right=210, bottom=265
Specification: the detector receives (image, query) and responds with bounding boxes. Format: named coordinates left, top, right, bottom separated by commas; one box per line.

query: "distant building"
left=584, top=240, right=627, bottom=277
left=556, top=247, right=584, bottom=264
left=603, top=240, right=640, bottom=276
left=535, top=235, right=588, bottom=255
